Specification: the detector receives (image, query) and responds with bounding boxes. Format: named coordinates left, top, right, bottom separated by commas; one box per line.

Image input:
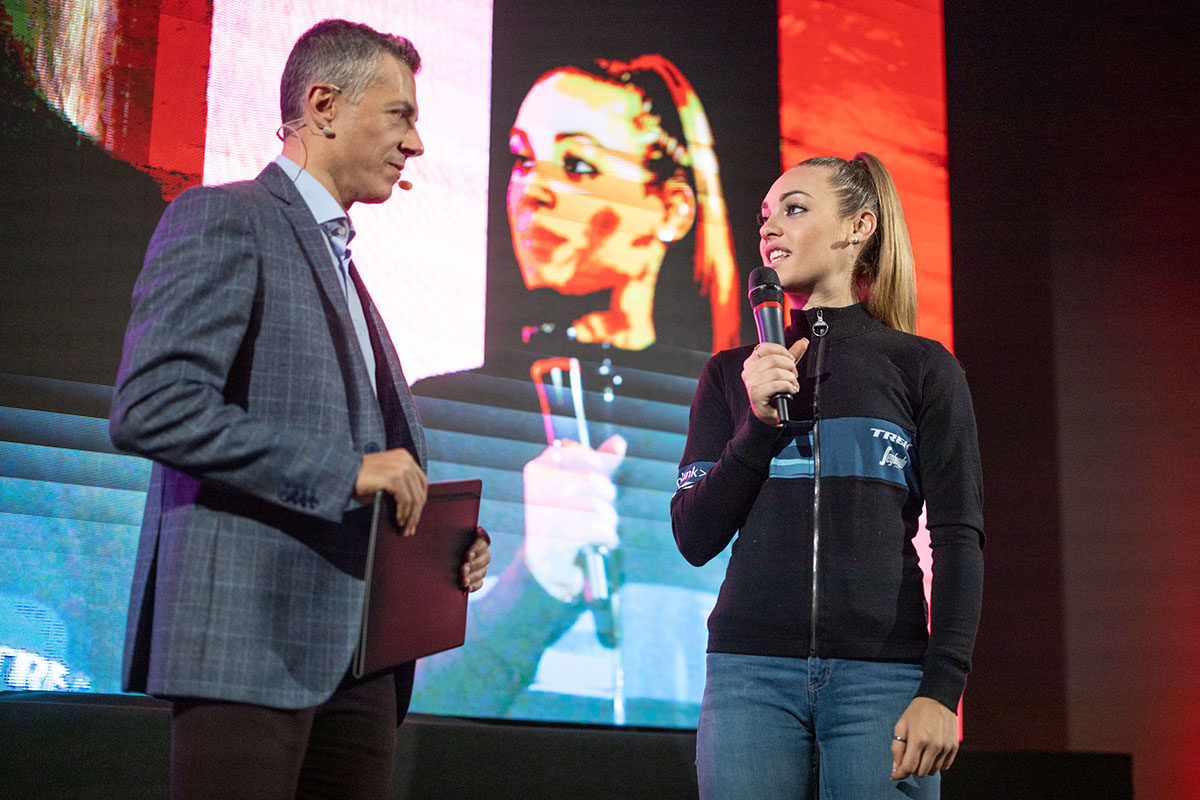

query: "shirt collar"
left=274, top=154, right=354, bottom=241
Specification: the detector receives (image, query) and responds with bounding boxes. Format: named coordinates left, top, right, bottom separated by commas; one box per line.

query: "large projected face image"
left=505, top=60, right=738, bottom=353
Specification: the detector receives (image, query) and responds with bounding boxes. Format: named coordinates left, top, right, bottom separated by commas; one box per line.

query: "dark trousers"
left=169, top=663, right=414, bottom=800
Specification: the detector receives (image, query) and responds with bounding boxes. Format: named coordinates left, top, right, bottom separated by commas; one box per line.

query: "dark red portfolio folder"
left=352, top=478, right=482, bottom=678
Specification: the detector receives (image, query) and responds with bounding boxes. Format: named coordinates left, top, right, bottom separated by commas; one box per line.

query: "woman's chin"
left=518, top=258, right=568, bottom=291
left=520, top=268, right=613, bottom=296
left=573, top=310, right=653, bottom=350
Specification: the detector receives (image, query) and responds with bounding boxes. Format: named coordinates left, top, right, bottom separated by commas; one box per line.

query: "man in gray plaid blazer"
left=110, top=20, right=490, bottom=799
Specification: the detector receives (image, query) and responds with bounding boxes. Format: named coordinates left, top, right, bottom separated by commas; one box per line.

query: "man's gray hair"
left=280, top=19, right=421, bottom=123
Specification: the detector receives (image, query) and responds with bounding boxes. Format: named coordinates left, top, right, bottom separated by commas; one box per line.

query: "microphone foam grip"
left=748, top=265, right=784, bottom=306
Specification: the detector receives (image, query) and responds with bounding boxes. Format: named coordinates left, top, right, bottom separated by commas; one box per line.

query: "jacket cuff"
left=917, top=653, right=968, bottom=712
left=726, top=408, right=785, bottom=472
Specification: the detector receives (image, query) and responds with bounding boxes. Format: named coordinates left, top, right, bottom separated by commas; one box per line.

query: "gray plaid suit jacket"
left=111, top=162, right=427, bottom=708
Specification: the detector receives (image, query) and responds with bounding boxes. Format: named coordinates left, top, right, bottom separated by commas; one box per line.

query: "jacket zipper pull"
left=812, top=309, right=829, bottom=337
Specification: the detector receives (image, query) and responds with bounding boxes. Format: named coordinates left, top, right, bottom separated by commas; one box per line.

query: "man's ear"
left=307, top=83, right=340, bottom=134
left=656, top=179, right=697, bottom=243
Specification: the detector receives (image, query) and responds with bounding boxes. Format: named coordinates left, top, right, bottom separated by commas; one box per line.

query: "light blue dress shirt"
left=274, top=154, right=377, bottom=394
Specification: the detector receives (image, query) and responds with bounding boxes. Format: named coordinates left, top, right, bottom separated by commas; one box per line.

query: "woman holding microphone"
left=671, top=153, right=984, bottom=799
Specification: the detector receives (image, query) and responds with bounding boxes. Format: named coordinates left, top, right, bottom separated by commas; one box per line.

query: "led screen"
left=0, top=0, right=951, bottom=729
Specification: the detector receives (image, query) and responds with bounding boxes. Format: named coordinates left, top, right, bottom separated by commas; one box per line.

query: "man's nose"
left=402, top=128, right=424, bottom=158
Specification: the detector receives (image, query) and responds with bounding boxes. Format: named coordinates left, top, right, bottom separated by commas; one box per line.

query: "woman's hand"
left=522, top=434, right=626, bottom=600
left=741, top=339, right=809, bottom=425
left=891, top=696, right=960, bottom=780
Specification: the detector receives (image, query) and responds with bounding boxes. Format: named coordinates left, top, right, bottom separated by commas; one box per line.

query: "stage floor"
left=0, top=692, right=1132, bottom=799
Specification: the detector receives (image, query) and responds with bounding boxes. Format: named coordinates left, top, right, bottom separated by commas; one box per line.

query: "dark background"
left=0, top=40, right=165, bottom=389
left=943, top=3, right=1199, bottom=798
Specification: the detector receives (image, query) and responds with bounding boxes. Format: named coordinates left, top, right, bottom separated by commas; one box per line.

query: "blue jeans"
left=696, top=654, right=939, bottom=799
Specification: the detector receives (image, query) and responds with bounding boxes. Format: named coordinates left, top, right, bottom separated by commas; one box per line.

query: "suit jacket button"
left=364, top=442, right=381, bottom=453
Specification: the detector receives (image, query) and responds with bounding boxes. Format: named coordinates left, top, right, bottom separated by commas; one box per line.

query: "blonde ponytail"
left=798, top=153, right=917, bottom=333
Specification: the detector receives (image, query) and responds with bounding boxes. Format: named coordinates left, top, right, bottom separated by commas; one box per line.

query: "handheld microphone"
left=747, top=266, right=790, bottom=423
left=578, top=544, right=621, bottom=649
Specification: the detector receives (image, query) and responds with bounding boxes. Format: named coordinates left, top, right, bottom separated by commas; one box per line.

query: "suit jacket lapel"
left=348, top=262, right=428, bottom=470
left=258, top=164, right=355, bottom=337
left=256, top=164, right=382, bottom=449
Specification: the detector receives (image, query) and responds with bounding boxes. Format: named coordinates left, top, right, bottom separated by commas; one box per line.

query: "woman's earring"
left=659, top=202, right=693, bottom=241
left=850, top=235, right=860, bottom=245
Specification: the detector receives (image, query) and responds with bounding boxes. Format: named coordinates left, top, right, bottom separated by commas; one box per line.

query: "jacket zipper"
left=809, top=308, right=828, bottom=656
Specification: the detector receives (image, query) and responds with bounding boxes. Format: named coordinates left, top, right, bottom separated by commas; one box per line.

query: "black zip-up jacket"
left=670, top=303, right=984, bottom=710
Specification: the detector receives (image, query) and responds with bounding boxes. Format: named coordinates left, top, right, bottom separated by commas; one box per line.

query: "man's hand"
left=461, top=527, right=492, bottom=592
left=891, top=696, right=959, bottom=780
left=741, top=339, right=809, bottom=425
left=354, top=448, right=427, bottom=536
